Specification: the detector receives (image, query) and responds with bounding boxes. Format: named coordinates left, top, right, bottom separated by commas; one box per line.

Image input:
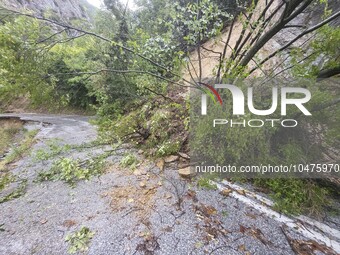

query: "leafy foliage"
left=1, top=0, right=339, bottom=218
left=65, top=227, right=95, bottom=254
left=34, top=139, right=72, bottom=161
left=120, top=153, right=139, bottom=169
left=169, top=0, right=231, bottom=46
left=291, top=25, right=340, bottom=78
left=38, top=155, right=106, bottom=186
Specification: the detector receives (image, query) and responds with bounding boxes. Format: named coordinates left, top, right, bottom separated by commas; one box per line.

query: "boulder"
left=178, top=152, right=190, bottom=160
left=178, top=167, right=196, bottom=178
left=164, top=155, right=179, bottom=163
left=156, top=159, right=165, bottom=171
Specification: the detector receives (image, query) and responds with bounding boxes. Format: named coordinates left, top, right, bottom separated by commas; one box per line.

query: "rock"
left=220, top=189, right=232, bottom=197
left=178, top=161, right=190, bottom=168
left=164, top=155, right=179, bottom=163
left=178, top=167, right=196, bottom=178
left=40, top=219, right=48, bottom=225
left=178, top=162, right=190, bottom=168
left=139, top=181, right=146, bottom=188
left=138, top=149, right=143, bottom=155
left=202, top=205, right=217, bottom=216
left=134, top=169, right=147, bottom=176
left=1, top=0, right=94, bottom=22
left=156, top=159, right=165, bottom=171
left=133, top=170, right=142, bottom=176
left=149, top=148, right=157, bottom=156
left=236, top=189, right=246, bottom=195
left=178, top=152, right=190, bottom=159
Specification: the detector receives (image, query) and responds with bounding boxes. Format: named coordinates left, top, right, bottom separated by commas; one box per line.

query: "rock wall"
left=0, top=0, right=96, bottom=22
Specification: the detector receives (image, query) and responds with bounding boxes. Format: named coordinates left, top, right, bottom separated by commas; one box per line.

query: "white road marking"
left=212, top=180, right=340, bottom=254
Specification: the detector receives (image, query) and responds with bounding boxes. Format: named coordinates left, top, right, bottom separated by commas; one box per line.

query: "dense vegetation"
left=0, top=0, right=339, bottom=215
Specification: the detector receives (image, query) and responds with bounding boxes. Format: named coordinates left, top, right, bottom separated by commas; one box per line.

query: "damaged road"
left=0, top=113, right=339, bottom=255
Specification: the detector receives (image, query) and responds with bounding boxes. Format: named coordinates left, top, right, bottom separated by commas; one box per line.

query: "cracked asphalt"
left=0, top=113, right=339, bottom=255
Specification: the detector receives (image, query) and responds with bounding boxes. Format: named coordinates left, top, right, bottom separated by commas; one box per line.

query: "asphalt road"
left=0, top=113, right=339, bottom=255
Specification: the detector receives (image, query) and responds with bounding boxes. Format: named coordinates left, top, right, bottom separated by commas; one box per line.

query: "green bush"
left=254, top=178, right=330, bottom=215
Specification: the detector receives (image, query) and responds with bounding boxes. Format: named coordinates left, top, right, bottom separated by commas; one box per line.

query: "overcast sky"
left=87, top=0, right=136, bottom=9
left=87, top=0, right=103, bottom=8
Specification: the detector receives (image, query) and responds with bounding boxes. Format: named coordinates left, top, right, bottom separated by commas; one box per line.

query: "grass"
left=0, top=179, right=27, bottom=204
left=0, top=129, right=39, bottom=172
left=253, top=178, right=330, bottom=216
left=197, top=174, right=219, bottom=190
left=0, top=119, right=24, bottom=155
left=0, top=173, right=15, bottom=191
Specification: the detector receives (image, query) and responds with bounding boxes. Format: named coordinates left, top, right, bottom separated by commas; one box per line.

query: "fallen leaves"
left=195, top=203, right=217, bottom=218
left=135, top=232, right=160, bottom=254
left=239, top=224, right=271, bottom=246
left=290, top=239, right=336, bottom=255
left=220, top=188, right=232, bottom=197
left=63, top=220, right=77, bottom=228
left=281, top=226, right=336, bottom=255
left=194, top=203, right=230, bottom=243
left=108, top=185, right=156, bottom=219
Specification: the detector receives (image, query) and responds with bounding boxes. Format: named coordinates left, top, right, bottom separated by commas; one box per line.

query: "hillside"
left=184, top=0, right=340, bottom=81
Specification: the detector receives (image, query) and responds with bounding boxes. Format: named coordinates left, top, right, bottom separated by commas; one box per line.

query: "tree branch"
left=216, top=16, right=236, bottom=83
left=317, top=65, right=340, bottom=80
left=248, top=10, right=340, bottom=76
left=48, top=69, right=196, bottom=88
left=1, top=7, right=198, bottom=89
left=238, top=0, right=313, bottom=70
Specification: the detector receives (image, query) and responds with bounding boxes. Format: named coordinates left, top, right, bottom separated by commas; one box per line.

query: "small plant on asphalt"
left=221, top=210, right=228, bottom=217
left=197, top=174, right=218, bottom=190
left=65, top=226, right=95, bottom=254
left=34, top=139, right=72, bottom=161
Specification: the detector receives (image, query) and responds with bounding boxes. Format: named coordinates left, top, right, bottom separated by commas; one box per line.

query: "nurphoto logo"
left=200, top=84, right=312, bottom=128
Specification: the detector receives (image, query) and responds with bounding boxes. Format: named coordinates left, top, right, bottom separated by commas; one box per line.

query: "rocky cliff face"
left=0, top=0, right=96, bottom=22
